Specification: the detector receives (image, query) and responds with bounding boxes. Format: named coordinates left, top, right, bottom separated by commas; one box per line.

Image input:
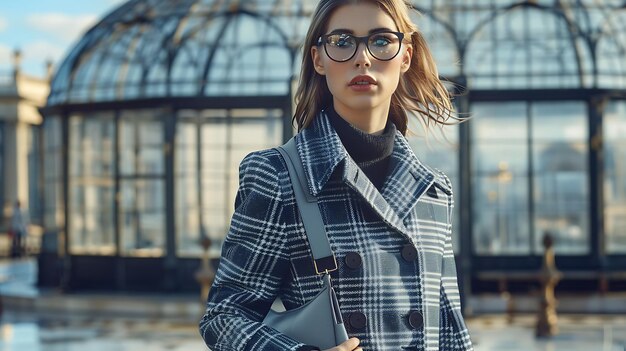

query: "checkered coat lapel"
left=295, top=110, right=436, bottom=244
left=200, top=110, right=474, bottom=351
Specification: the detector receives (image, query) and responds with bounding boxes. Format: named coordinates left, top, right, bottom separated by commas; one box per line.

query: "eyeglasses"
left=316, top=31, right=405, bottom=62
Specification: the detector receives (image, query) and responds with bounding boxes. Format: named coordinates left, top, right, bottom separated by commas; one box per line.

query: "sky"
left=0, top=0, right=127, bottom=78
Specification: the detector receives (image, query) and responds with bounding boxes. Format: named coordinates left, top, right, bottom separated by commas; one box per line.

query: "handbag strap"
left=277, top=137, right=338, bottom=275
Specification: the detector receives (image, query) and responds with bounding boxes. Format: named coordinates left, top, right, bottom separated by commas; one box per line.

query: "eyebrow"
left=327, top=27, right=395, bottom=35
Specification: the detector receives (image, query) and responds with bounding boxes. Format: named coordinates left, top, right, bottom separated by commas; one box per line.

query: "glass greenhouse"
left=40, top=0, right=626, bottom=292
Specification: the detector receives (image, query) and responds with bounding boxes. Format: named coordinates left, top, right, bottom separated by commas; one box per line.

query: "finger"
left=343, top=337, right=360, bottom=350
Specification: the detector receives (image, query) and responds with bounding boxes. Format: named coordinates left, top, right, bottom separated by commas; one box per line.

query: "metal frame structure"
left=40, top=0, right=626, bottom=293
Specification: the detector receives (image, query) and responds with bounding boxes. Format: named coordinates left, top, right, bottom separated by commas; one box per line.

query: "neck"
left=332, top=99, right=389, bottom=135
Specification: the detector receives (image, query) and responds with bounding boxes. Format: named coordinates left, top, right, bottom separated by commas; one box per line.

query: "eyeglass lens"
left=324, top=32, right=401, bottom=62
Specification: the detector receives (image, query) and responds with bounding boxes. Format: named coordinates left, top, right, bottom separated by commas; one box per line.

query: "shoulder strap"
left=277, top=137, right=338, bottom=275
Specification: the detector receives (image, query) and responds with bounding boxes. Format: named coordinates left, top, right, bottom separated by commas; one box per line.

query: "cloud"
left=26, top=13, right=99, bottom=43
left=0, top=16, right=7, bottom=32
left=22, top=41, right=66, bottom=63
left=0, top=44, right=10, bottom=57
left=0, top=43, right=11, bottom=63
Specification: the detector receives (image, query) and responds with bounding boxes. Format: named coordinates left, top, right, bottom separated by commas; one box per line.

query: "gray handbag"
left=263, top=137, right=350, bottom=350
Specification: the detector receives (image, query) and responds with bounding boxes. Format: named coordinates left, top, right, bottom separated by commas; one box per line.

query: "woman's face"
left=311, top=2, right=412, bottom=115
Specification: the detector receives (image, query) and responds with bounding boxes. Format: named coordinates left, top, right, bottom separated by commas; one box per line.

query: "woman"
left=199, top=0, right=473, bottom=350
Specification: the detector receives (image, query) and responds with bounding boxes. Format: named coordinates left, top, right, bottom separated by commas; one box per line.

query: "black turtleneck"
left=327, top=106, right=396, bottom=190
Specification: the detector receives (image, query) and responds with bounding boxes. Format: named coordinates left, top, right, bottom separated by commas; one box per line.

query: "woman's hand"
left=322, top=337, right=362, bottom=351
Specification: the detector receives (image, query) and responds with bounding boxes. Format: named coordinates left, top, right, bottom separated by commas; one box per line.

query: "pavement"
left=1, top=258, right=626, bottom=351
left=468, top=314, right=626, bottom=351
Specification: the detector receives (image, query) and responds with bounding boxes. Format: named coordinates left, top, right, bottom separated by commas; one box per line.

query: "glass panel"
left=119, top=112, right=164, bottom=175
left=68, top=114, right=116, bottom=255
left=120, top=179, right=165, bottom=256
left=43, top=117, right=64, bottom=230
left=200, top=121, right=233, bottom=256
left=471, top=103, right=530, bottom=255
left=175, top=122, right=201, bottom=256
left=191, top=110, right=283, bottom=257
left=410, top=10, right=460, bottom=78
left=231, top=117, right=282, bottom=149
left=531, top=102, right=588, bottom=254
left=176, top=109, right=283, bottom=257
left=201, top=14, right=292, bottom=96
left=118, top=111, right=165, bottom=257
left=596, top=12, right=626, bottom=89
left=464, top=6, right=591, bottom=89
left=604, top=100, right=626, bottom=253
left=407, top=118, right=460, bottom=252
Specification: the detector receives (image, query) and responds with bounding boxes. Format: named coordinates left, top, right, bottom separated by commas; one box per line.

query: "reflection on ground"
left=1, top=258, right=625, bottom=351
left=1, top=311, right=625, bottom=351
left=0, top=311, right=207, bottom=351
left=468, top=314, right=626, bottom=351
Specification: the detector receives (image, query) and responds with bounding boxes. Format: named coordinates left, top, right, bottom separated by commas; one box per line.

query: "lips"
left=349, top=75, right=377, bottom=86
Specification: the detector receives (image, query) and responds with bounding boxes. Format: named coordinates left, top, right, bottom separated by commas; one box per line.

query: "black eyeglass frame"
left=316, top=31, right=406, bottom=62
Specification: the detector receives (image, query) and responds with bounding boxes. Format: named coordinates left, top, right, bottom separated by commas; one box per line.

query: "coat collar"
left=295, top=110, right=451, bottom=236
left=294, top=109, right=347, bottom=198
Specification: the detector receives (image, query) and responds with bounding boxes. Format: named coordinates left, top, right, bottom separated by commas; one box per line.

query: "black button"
left=348, top=312, right=367, bottom=330
left=401, top=244, right=418, bottom=262
left=344, top=252, right=362, bottom=269
left=408, top=311, right=423, bottom=329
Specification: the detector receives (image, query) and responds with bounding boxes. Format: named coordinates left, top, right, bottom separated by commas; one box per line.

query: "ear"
left=400, top=44, right=413, bottom=73
left=311, top=46, right=326, bottom=75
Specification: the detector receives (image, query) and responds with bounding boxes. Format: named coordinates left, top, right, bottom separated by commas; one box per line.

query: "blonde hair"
left=293, top=0, right=456, bottom=135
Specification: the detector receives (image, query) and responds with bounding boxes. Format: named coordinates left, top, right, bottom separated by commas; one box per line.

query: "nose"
left=353, top=42, right=371, bottom=68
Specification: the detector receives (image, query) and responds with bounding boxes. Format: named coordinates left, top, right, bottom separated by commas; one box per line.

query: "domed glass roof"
left=48, top=0, right=316, bottom=105
left=414, top=0, right=626, bottom=89
left=47, top=0, right=626, bottom=106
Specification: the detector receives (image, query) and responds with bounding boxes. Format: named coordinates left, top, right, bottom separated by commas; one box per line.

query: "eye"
left=329, top=34, right=354, bottom=48
left=370, top=34, right=394, bottom=47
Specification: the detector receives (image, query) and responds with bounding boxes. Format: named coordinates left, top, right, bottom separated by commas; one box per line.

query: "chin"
left=332, top=89, right=388, bottom=111
left=345, top=97, right=382, bottom=111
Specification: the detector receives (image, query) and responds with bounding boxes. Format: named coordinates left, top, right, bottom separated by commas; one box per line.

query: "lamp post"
left=195, top=232, right=216, bottom=307
left=536, top=232, right=561, bottom=337
left=491, top=162, right=512, bottom=253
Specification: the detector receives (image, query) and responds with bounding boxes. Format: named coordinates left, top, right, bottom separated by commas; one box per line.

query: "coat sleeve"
left=438, top=173, right=474, bottom=351
left=199, top=151, right=311, bottom=351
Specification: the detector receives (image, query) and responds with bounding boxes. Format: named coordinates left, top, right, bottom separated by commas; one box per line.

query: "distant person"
left=10, top=200, right=28, bottom=258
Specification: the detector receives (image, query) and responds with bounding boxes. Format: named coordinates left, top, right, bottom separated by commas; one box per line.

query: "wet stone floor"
left=0, top=312, right=208, bottom=351
left=1, top=311, right=625, bottom=350
left=468, top=314, right=626, bottom=351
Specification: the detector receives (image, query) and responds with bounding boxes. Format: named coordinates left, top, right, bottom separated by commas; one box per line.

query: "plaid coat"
left=200, top=111, right=473, bottom=351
